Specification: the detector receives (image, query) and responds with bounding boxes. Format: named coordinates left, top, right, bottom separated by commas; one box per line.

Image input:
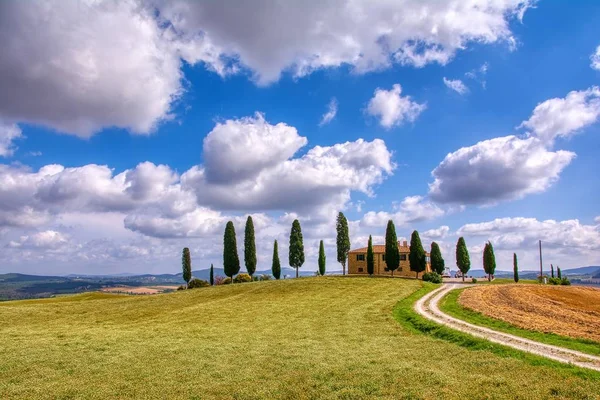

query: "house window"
left=356, top=254, right=365, bottom=261
left=382, top=254, right=386, bottom=261
left=358, top=267, right=364, bottom=272
left=400, top=254, right=407, bottom=261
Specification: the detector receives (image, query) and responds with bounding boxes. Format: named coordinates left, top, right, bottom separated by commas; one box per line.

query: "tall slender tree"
left=483, top=241, right=497, bottom=281
left=336, top=212, right=350, bottom=275
left=456, top=237, right=471, bottom=282
left=409, top=230, right=426, bottom=279
left=551, top=264, right=555, bottom=278
left=289, top=219, right=305, bottom=278
left=513, top=253, right=519, bottom=283
left=430, top=242, right=445, bottom=275
left=223, top=221, right=240, bottom=281
left=557, top=266, right=562, bottom=280
left=385, top=220, right=400, bottom=276
left=182, top=247, right=192, bottom=287
left=272, top=240, right=281, bottom=280
left=318, top=240, right=326, bottom=276
left=210, top=263, right=214, bottom=286
left=244, top=216, right=257, bottom=278
left=367, top=235, right=375, bottom=276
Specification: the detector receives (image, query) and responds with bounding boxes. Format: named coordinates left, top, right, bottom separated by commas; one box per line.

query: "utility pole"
left=539, top=240, right=543, bottom=279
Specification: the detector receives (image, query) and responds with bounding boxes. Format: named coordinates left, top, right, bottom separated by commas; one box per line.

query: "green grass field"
left=1, top=277, right=599, bottom=399
left=439, top=287, right=600, bottom=356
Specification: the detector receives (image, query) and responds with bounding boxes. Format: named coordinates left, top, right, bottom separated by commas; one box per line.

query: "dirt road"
left=414, top=284, right=600, bottom=371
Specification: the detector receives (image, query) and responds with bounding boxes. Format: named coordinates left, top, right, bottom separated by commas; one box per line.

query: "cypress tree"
left=513, top=253, right=519, bottom=283
left=385, top=220, right=399, bottom=276
left=289, top=219, right=305, bottom=278
left=483, top=241, right=496, bottom=281
left=272, top=240, right=281, bottom=280
left=336, top=212, right=350, bottom=275
left=430, top=242, right=445, bottom=275
left=557, top=266, right=562, bottom=280
left=456, top=237, right=471, bottom=282
left=551, top=264, right=555, bottom=278
left=244, top=216, right=257, bottom=278
left=367, top=235, right=374, bottom=276
left=223, top=221, right=240, bottom=281
left=409, top=230, right=426, bottom=279
left=318, top=240, right=326, bottom=276
left=182, top=247, right=192, bottom=287
left=209, top=263, right=214, bottom=286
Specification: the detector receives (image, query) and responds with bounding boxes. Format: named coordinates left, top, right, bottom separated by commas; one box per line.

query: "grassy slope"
left=0, top=277, right=598, bottom=400
left=439, top=287, right=600, bottom=356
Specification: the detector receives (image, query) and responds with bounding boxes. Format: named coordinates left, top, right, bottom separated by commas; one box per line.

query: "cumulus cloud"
left=591, top=45, right=600, bottom=71
left=203, top=113, right=307, bottom=184
left=423, top=225, right=450, bottom=240
left=429, top=136, right=575, bottom=204
left=518, top=87, right=600, bottom=144
left=157, top=0, right=533, bottom=84
left=319, top=98, right=338, bottom=126
left=8, top=230, right=68, bottom=249
left=0, top=121, right=22, bottom=157
left=361, top=196, right=444, bottom=228
left=443, top=78, right=469, bottom=95
left=366, top=84, right=426, bottom=128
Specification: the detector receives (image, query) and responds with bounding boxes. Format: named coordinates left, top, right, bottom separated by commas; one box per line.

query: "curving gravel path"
left=414, top=284, right=600, bottom=372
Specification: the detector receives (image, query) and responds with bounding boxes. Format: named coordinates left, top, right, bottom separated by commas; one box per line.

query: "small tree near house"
left=385, top=220, right=400, bottom=276
left=182, top=247, right=192, bottom=287
left=483, top=241, right=496, bottom=281
left=409, top=230, right=426, bottom=279
left=336, top=212, right=350, bottom=275
left=456, top=237, right=471, bottom=282
left=367, top=235, right=375, bottom=276
left=430, top=242, right=445, bottom=275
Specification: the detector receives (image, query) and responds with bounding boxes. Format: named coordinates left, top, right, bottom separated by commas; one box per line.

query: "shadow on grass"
left=392, top=283, right=600, bottom=380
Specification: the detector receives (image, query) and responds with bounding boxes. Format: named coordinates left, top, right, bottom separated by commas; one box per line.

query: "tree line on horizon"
left=179, top=211, right=525, bottom=286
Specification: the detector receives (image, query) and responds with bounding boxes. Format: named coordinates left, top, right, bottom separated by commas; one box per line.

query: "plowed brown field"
left=459, top=284, right=600, bottom=342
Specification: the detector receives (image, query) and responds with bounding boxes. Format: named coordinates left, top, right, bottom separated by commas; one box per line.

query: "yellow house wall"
left=348, top=251, right=431, bottom=277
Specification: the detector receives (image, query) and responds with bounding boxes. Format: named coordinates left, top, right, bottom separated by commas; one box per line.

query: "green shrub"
left=252, top=275, right=260, bottom=281
left=187, top=278, right=210, bottom=289
left=259, top=274, right=271, bottom=281
left=548, top=277, right=561, bottom=285
left=422, top=272, right=442, bottom=284
left=234, top=273, right=252, bottom=283
left=560, top=277, right=571, bottom=286
left=471, top=278, right=478, bottom=284
left=177, top=285, right=186, bottom=291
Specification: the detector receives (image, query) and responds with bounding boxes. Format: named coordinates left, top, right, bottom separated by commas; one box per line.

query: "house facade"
left=348, top=241, right=431, bottom=277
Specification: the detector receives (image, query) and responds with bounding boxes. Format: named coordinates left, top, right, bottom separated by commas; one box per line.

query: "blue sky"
left=0, top=0, right=599, bottom=275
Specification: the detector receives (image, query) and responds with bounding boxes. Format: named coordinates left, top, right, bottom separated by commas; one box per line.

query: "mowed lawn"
left=0, top=278, right=598, bottom=399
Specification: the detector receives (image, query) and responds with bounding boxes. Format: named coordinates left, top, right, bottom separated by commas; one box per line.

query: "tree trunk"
left=343, top=262, right=346, bottom=275
left=462, top=274, right=465, bottom=282
left=391, top=269, right=394, bottom=277
left=416, top=271, right=419, bottom=279
left=296, top=267, right=298, bottom=278
left=488, top=273, right=491, bottom=282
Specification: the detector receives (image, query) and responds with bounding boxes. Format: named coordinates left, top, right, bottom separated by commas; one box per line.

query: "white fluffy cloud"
left=0, top=121, right=22, bottom=157
left=157, top=0, right=533, bottom=84
left=319, top=98, right=338, bottom=126
left=429, top=87, right=600, bottom=205
left=429, top=135, right=575, bottom=204
left=423, top=225, right=450, bottom=240
left=518, top=87, right=600, bottom=144
left=443, top=78, right=469, bottom=95
left=361, top=196, right=444, bottom=228
left=0, top=0, right=534, bottom=136
left=202, top=113, right=307, bottom=184
left=366, top=84, right=426, bottom=128
left=591, top=45, right=600, bottom=71
left=8, top=230, right=68, bottom=249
